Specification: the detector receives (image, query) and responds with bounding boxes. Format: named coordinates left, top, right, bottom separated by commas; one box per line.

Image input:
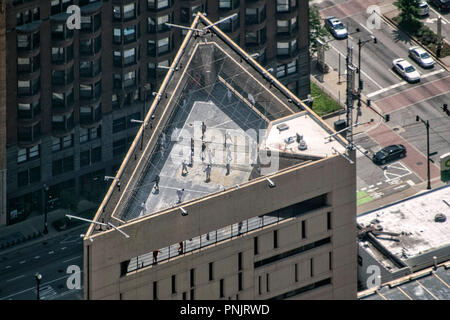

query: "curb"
left=380, top=12, right=450, bottom=72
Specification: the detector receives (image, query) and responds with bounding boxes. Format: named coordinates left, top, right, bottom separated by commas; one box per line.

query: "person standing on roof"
left=227, top=88, right=232, bottom=102
left=201, top=121, right=206, bottom=140
left=153, top=174, right=160, bottom=191
left=177, top=188, right=184, bottom=203
left=182, top=160, right=188, bottom=175
left=204, top=164, right=211, bottom=182
left=201, top=142, right=206, bottom=162
left=153, top=250, right=160, bottom=264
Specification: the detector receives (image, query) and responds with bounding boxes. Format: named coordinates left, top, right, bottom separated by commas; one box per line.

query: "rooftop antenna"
left=108, top=222, right=130, bottom=239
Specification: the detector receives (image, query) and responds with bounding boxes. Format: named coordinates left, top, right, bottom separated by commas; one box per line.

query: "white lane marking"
left=367, top=187, right=379, bottom=192
left=61, top=247, right=67, bottom=250
left=394, top=185, right=407, bottom=190
left=6, top=275, right=25, bottom=282
left=48, top=251, right=54, bottom=254
left=368, top=185, right=374, bottom=188
left=377, top=182, right=383, bottom=185
left=367, top=81, right=407, bottom=98
left=19, top=260, right=26, bottom=264
left=34, top=256, right=40, bottom=259
left=5, top=265, right=11, bottom=269
left=421, top=68, right=445, bottom=79
left=329, top=44, right=384, bottom=89
left=360, top=187, right=367, bottom=191
left=406, top=180, right=416, bottom=186
left=62, top=255, right=82, bottom=264
left=0, top=272, right=83, bottom=300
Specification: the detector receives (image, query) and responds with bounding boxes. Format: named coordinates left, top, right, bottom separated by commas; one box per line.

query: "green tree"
left=309, top=4, right=329, bottom=54
left=394, top=0, right=422, bottom=32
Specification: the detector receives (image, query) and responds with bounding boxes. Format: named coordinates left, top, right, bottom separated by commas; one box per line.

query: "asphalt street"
left=0, top=227, right=86, bottom=300
left=317, top=0, right=450, bottom=210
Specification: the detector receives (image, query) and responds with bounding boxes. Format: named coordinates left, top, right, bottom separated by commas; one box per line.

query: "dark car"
left=372, top=144, right=407, bottom=165
left=429, top=0, right=450, bottom=11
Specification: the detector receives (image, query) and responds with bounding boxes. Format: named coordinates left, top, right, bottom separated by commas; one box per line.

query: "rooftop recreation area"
left=87, top=13, right=349, bottom=235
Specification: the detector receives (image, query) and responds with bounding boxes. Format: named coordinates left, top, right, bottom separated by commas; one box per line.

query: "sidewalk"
left=0, top=200, right=96, bottom=254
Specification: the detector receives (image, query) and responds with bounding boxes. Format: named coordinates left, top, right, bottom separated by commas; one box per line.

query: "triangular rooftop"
left=86, top=14, right=347, bottom=236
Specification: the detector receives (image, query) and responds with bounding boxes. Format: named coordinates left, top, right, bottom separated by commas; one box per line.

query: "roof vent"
left=298, top=139, right=307, bottom=151
left=434, top=213, right=446, bottom=223
left=277, top=123, right=289, bottom=132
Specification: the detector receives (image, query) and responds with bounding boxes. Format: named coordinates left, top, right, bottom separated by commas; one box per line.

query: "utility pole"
left=357, top=36, right=377, bottom=122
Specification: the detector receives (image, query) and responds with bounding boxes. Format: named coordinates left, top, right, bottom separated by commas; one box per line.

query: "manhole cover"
left=416, top=161, right=423, bottom=165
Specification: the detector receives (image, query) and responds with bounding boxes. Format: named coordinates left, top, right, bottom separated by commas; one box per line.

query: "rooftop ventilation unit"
left=277, top=123, right=289, bottom=132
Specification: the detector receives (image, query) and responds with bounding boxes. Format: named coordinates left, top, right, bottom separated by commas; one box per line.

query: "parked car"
left=429, top=0, right=450, bottom=12
left=392, top=58, right=421, bottom=82
left=372, top=145, right=407, bottom=165
left=325, top=16, right=348, bottom=39
left=417, top=1, right=430, bottom=16
left=408, top=46, right=435, bottom=68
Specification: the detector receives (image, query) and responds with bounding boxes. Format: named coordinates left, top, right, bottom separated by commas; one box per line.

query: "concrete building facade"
left=0, top=0, right=309, bottom=226
left=84, top=14, right=356, bottom=300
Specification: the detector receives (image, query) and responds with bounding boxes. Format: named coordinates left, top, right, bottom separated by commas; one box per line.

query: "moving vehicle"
left=325, top=16, right=348, bottom=39
left=392, top=58, right=421, bottom=82
left=408, top=46, right=435, bottom=68
left=429, top=0, right=450, bottom=12
left=417, top=1, right=430, bottom=16
left=372, top=145, right=407, bottom=165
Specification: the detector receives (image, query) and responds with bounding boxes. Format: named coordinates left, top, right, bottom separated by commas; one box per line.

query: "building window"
left=301, top=220, right=306, bottom=239
left=80, top=126, right=101, bottom=144
left=274, top=230, right=278, bottom=249
left=18, top=100, right=40, bottom=120
left=329, top=252, right=333, bottom=270
left=52, top=134, right=73, bottom=152
left=190, top=268, right=195, bottom=288
left=310, top=258, right=314, bottom=277
left=171, top=275, right=176, bottom=294
left=294, top=263, right=298, bottom=282
left=52, top=155, right=74, bottom=176
left=17, top=166, right=41, bottom=187
left=80, top=146, right=101, bottom=167
left=153, top=281, right=158, bottom=300
left=276, top=0, right=297, bottom=13
left=277, top=40, right=298, bottom=57
left=17, top=145, right=40, bottom=163
left=219, top=279, right=224, bottom=298
left=238, top=272, right=243, bottom=291
left=182, top=292, right=186, bottom=300
left=358, top=255, right=363, bottom=267
left=148, top=0, right=171, bottom=11
left=254, top=237, right=258, bottom=255
left=258, top=276, right=261, bottom=295
left=266, top=273, right=270, bottom=292
left=209, top=262, right=213, bottom=281
left=190, top=288, right=194, bottom=300
left=238, top=252, right=242, bottom=271
left=327, top=211, right=332, bottom=230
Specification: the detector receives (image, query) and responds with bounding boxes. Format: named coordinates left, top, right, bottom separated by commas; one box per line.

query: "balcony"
left=80, top=105, right=102, bottom=128
left=17, top=122, right=41, bottom=148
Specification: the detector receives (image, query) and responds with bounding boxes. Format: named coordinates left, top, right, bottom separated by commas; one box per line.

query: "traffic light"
left=385, top=114, right=390, bottom=122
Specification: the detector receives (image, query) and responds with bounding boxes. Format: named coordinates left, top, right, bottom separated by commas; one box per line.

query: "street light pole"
left=416, top=115, right=432, bottom=190
left=43, top=184, right=49, bottom=234
left=357, top=36, right=376, bottom=120
left=35, top=273, right=42, bottom=300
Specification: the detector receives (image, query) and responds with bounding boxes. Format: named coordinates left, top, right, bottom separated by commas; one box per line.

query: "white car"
left=417, top=1, right=429, bottom=16
left=392, top=58, right=421, bottom=82
left=325, top=16, right=348, bottom=39
left=408, top=46, right=435, bottom=68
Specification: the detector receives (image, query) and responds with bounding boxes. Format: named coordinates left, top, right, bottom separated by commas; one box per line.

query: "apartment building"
left=83, top=14, right=356, bottom=300
left=0, top=0, right=309, bottom=226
